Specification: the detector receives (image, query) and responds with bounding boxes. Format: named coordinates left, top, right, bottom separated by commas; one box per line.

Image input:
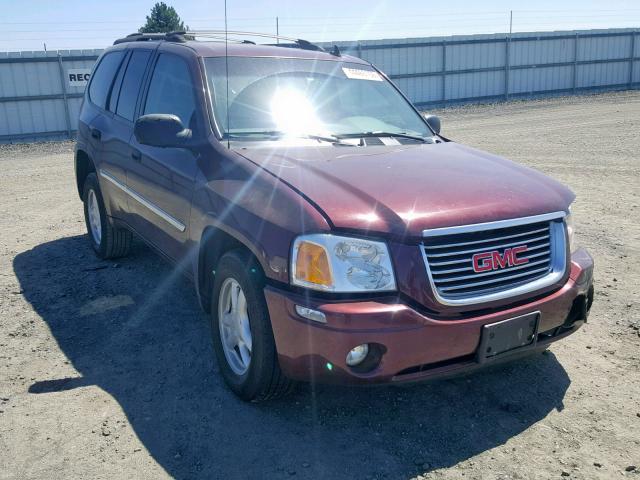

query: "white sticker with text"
left=342, top=67, right=383, bottom=81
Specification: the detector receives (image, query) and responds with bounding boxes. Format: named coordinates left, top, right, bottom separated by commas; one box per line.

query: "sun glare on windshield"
left=270, top=88, right=323, bottom=137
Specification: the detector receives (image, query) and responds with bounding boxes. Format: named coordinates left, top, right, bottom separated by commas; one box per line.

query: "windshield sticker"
left=342, top=67, right=384, bottom=81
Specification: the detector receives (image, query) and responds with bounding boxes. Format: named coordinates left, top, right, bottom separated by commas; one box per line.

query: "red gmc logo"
left=472, top=246, right=529, bottom=273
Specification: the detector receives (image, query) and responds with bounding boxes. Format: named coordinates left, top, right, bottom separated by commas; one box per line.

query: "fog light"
left=346, top=344, right=369, bottom=366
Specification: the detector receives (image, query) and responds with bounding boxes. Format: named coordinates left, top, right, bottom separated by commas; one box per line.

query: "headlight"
left=291, top=234, right=396, bottom=292
left=565, top=209, right=577, bottom=253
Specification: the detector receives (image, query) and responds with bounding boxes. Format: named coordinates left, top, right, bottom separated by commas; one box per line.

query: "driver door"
left=126, top=52, right=200, bottom=262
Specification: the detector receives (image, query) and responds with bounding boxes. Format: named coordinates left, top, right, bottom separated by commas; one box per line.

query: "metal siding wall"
left=324, top=28, right=639, bottom=108
left=447, top=71, right=505, bottom=100
left=0, top=99, right=66, bottom=136
left=1, top=30, right=639, bottom=142
left=68, top=97, right=84, bottom=130
left=578, top=34, right=631, bottom=61
left=510, top=66, right=573, bottom=94
left=0, top=49, right=100, bottom=141
left=510, top=38, right=574, bottom=66
left=447, top=40, right=505, bottom=70
left=576, top=61, right=630, bottom=87
left=631, top=32, right=639, bottom=84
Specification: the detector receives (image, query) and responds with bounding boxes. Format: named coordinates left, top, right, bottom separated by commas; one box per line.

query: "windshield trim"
left=367, top=62, right=436, bottom=137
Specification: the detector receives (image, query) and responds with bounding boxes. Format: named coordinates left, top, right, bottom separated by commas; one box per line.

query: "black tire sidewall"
left=210, top=251, right=276, bottom=400
left=82, top=173, right=109, bottom=258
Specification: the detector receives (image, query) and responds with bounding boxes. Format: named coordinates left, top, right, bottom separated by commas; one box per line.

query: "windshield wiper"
left=226, top=130, right=351, bottom=145
left=304, top=134, right=352, bottom=146
left=336, top=131, right=430, bottom=143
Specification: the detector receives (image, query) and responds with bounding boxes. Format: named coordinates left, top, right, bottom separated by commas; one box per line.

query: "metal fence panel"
left=510, top=65, right=574, bottom=94
left=0, top=29, right=638, bottom=142
left=447, top=40, right=506, bottom=70
left=510, top=38, right=574, bottom=66
left=446, top=70, right=506, bottom=100
left=576, top=61, right=631, bottom=87
left=578, top=34, right=631, bottom=61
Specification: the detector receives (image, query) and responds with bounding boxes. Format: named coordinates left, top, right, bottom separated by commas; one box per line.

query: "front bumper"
left=265, top=248, right=594, bottom=385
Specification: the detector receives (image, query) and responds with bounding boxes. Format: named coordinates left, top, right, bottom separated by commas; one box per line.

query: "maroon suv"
left=75, top=32, right=594, bottom=401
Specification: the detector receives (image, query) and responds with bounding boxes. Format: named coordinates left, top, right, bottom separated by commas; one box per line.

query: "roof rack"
left=113, top=31, right=187, bottom=45
left=112, top=30, right=338, bottom=56
left=186, top=30, right=326, bottom=52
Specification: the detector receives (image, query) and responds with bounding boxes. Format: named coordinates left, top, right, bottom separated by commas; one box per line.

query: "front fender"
left=188, top=146, right=330, bottom=287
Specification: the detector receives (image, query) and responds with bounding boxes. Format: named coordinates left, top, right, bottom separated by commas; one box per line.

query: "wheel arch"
left=75, top=149, right=96, bottom=199
left=197, top=225, right=268, bottom=313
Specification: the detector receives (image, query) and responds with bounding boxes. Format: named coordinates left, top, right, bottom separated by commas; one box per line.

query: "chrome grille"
left=421, top=212, right=567, bottom=306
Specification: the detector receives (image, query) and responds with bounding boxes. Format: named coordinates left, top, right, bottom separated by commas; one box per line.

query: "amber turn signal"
left=294, top=241, right=333, bottom=287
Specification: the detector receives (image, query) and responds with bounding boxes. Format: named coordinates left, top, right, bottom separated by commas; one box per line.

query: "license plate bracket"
left=477, top=312, right=540, bottom=363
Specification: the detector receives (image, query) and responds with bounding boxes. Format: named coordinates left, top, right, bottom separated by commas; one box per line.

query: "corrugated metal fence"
left=325, top=28, right=639, bottom=107
left=0, top=49, right=103, bottom=142
left=1, top=28, right=638, bottom=142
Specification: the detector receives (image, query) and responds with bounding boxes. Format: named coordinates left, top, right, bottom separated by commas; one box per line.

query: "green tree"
left=139, top=2, right=186, bottom=33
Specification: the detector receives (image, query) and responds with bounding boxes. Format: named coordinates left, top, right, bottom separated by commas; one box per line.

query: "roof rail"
left=186, top=30, right=326, bottom=52
left=113, top=31, right=187, bottom=45
left=112, top=30, right=335, bottom=55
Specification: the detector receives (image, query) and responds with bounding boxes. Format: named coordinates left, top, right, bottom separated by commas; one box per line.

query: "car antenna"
left=224, top=0, right=230, bottom=149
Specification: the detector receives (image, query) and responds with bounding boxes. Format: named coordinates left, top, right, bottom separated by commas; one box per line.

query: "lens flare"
left=270, top=88, right=322, bottom=136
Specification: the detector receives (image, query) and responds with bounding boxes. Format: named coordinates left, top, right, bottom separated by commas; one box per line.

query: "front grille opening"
left=395, top=354, right=476, bottom=377
left=422, top=217, right=565, bottom=302
left=440, top=271, right=551, bottom=298
left=424, top=221, right=551, bottom=251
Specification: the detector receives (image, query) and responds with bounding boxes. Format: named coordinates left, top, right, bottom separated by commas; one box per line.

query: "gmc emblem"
left=472, top=246, right=529, bottom=273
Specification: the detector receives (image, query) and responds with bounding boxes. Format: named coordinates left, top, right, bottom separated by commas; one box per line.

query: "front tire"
left=82, top=172, right=132, bottom=259
left=210, top=250, right=293, bottom=402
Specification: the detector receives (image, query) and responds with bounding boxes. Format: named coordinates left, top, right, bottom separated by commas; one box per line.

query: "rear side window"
left=88, top=51, right=125, bottom=109
left=116, top=50, right=152, bottom=121
left=108, top=52, right=129, bottom=112
left=144, top=54, right=196, bottom=127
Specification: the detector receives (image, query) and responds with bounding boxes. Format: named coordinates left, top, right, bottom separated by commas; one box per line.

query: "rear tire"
left=82, top=172, right=132, bottom=259
left=210, top=250, right=293, bottom=402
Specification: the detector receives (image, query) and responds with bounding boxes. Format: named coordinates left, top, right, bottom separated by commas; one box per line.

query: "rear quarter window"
left=115, top=50, right=152, bottom=121
left=88, top=51, right=125, bottom=109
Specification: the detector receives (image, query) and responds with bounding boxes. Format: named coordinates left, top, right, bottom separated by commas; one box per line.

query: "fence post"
left=572, top=32, right=579, bottom=93
left=441, top=40, right=446, bottom=104
left=630, top=31, right=636, bottom=88
left=56, top=53, right=72, bottom=139
left=504, top=35, right=510, bottom=100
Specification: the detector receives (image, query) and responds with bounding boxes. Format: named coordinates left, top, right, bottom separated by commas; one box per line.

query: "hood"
left=235, top=142, right=574, bottom=238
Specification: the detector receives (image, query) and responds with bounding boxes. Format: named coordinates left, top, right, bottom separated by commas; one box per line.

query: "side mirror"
left=134, top=114, right=192, bottom=148
left=422, top=114, right=441, bottom=135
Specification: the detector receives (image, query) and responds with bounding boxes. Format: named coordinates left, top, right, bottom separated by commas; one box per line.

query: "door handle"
left=131, top=149, right=142, bottom=161
left=90, top=128, right=102, bottom=140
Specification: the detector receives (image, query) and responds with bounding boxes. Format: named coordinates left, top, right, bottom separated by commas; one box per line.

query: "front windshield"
left=204, top=57, right=432, bottom=140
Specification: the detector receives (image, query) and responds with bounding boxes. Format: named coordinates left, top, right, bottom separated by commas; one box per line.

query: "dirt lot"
left=1, top=91, right=639, bottom=480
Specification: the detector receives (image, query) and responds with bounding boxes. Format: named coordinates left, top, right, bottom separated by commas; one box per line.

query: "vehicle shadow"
left=14, top=235, right=570, bottom=479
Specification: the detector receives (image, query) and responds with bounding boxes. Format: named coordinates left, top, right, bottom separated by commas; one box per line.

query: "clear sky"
left=1, top=0, right=639, bottom=51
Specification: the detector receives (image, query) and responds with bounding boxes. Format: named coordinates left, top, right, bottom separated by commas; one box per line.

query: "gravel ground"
left=0, top=91, right=639, bottom=480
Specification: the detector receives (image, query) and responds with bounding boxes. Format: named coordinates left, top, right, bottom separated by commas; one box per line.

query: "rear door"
left=104, top=48, right=154, bottom=223
left=84, top=50, right=127, bottom=217
left=126, top=51, right=201, bottom=261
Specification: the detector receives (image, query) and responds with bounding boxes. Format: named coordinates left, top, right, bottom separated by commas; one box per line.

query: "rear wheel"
left=210, top=250, right=293, bottom=401
left=82, top=173, right=132, bottom=259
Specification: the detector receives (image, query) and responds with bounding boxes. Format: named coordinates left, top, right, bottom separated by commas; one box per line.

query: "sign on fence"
left=67, top=69, right=91, bottom=87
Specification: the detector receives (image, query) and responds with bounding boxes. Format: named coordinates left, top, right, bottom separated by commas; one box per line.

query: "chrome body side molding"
left=99, top=169, right=186, bottom=233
